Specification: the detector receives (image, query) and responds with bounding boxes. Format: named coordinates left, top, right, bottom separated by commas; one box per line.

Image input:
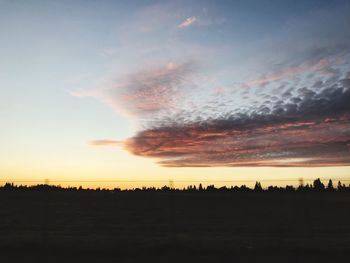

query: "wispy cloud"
left=245, top=58, right=330, bottom=87
left=88, top=140, right=122, bottom=147
left=177, top=16, right=197, bottom=28
left=73, top=62, right=196, bottom=119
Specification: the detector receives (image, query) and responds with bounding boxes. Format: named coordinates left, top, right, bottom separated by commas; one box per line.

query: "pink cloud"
left=246, top=59, right=330, bottom=86
left=72, top=62, right=195, bottom=119
left=177, top=16, right=197, bottom=28
left=124, top=117, right=350, bottom=167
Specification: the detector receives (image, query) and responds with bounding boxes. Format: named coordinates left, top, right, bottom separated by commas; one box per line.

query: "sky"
left=1, top=0, right=350, bottom=189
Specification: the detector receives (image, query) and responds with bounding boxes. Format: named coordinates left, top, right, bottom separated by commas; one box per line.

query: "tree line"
left=1, top=178, right=349, bottom=193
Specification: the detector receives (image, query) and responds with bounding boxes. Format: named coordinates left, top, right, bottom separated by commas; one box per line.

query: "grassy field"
left=1, top=190, right=349, bottom=262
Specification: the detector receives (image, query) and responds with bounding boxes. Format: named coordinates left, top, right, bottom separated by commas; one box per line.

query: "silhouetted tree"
left=313, top=178, right=325, bottom=191
left=198, top=183, right=203, bottom=191
left=327, top=179, right=334, bottom=191
left=285, top=185, right=295, bottom=192
left=3, top=182, right=14, bottom=190
left=337, top=181, right=346, bottom=192
left=240, top=185, right=250, bottom=191
left=219, top=186, right=228, bottom=191
left=161, top=186, right=170, bottom=191
left=297, top=184, right=305, bottom=192
left=206, top=184, right=217, bottom=191
left=254, top=182, right=262, bottom=191
left=267, top=186, right=278, bottom=192
left=232, top=186, right=240, bottom=191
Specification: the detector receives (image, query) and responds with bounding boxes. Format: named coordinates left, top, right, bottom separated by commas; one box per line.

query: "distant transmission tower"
left=169, top=179, right=174, bottom=189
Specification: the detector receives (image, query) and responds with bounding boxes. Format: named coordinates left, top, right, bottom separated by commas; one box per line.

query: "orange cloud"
left=88, top=140, right=122, bottom=147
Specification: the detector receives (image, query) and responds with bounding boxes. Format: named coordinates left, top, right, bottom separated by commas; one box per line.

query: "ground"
left=1, top=190, right=349, bottom=262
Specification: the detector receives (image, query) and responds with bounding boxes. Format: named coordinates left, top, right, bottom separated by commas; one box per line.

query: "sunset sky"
left=1, top=0, right=350, bottom=189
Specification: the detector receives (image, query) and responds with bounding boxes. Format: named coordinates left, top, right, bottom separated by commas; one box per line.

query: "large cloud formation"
left=84, top=58, right=350, bottom=167
left=124, top=73, right=350, bottom=167
left=80, top=2, right=350, bottom=167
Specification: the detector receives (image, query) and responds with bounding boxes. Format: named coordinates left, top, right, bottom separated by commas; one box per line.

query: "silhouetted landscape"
left=1, top=179, right=350, bottom=262
left=2, top=0, right=350, bottom=262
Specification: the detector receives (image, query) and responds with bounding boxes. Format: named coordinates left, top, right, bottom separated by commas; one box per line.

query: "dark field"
left=1, top=191, right=350, bottom=262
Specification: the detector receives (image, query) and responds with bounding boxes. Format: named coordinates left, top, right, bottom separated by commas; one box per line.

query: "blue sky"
left=1, top=0, right=349, bottom=187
